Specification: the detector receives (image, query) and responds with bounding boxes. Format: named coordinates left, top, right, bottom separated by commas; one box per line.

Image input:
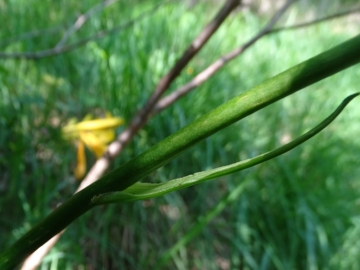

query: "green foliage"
left=1, top=1, right=360, bottom=269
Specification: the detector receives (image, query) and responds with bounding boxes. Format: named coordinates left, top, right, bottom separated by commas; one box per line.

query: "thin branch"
left=270, top=6, right=360, bottom=33
left=20, top=1, right=240, bottom=269
left=0, top=1, right=173, bottom=59
left=153, top=0, right=296, bottom=113
left=55, top=0, right=120, bottom=48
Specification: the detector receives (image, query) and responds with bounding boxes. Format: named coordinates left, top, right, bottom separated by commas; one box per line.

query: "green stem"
left=1, top=34, right=360, bottom=269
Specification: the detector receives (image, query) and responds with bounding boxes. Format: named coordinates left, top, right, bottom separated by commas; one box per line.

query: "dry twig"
left=270, top=6, right=360, bottom=33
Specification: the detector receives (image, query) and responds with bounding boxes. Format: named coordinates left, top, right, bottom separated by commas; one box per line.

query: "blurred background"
left=1, top=0, right=360, bottom=269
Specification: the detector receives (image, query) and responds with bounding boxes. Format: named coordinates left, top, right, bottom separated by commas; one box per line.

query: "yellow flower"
left=62, top=113, right=124, bottom=180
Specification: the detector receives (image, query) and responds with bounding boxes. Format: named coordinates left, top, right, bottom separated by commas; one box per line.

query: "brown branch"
left=20, top=1, right=240, bottom=269
left=0, top=1, right=173, bottom=59
left=153, top=0, right=296, bottom=113
left=269, top=6, right=360, bottom=33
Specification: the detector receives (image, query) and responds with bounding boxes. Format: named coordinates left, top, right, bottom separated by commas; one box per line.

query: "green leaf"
left=91, top=93, right=359, bottom=205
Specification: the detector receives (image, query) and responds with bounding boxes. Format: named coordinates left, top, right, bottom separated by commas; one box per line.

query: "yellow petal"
left=75, top=141, right=86, bottom=180
left=75, top=117, right=124, bottom=132
left=79, top=131, right=106, bottom=158
left=91, top=129, right=115, bottom=144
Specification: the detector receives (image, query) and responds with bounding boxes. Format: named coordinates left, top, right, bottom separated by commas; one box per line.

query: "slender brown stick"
left=20, top=1, right=240, bottom=269
left=269, top=6, right=360, bottom=33
left=153, top=0, right=296, bottom=113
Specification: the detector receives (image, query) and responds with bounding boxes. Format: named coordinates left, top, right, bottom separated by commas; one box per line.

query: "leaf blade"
left=92, top=93, right=359, bottom=204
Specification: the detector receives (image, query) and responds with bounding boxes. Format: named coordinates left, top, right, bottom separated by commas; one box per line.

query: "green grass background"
left=1, top=0, right=360, bottom=269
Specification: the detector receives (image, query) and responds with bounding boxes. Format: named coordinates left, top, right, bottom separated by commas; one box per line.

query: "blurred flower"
left=62, top=113, right=124, bottom=180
